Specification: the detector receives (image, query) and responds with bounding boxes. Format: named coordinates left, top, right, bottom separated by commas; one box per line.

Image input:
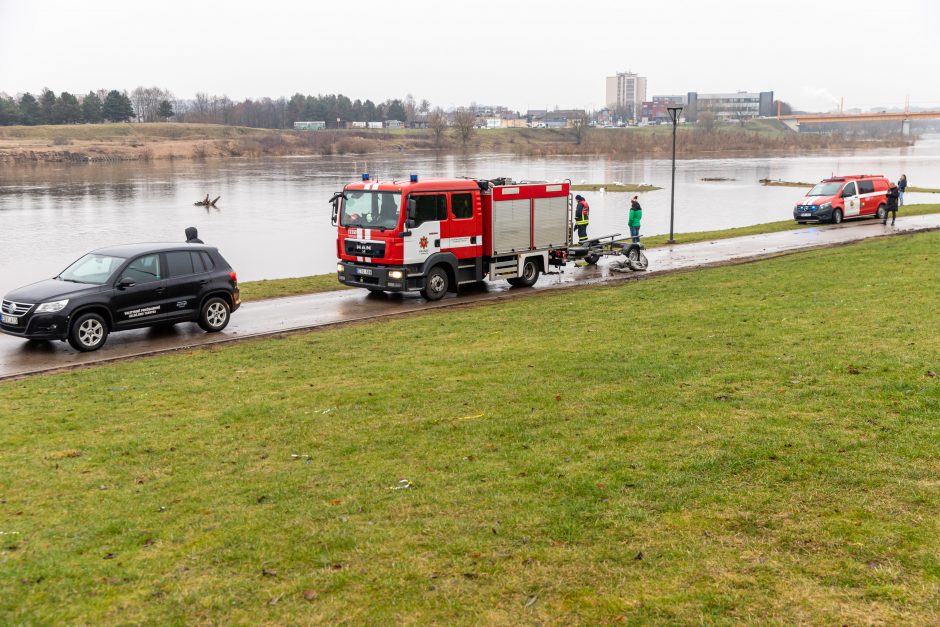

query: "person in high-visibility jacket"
left=574, top=194, right=590, bottom=243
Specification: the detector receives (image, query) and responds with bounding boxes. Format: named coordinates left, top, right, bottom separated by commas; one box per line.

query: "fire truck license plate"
left=1, top=314, right=19, bottom=325
left=356, top=268, right=373, bottom=276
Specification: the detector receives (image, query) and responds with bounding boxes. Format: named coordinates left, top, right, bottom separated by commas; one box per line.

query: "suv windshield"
left=58, top=253, right=126, bottom=284
left=341, top=191, right=401, bottom=230
left=807, top=182, right=844, bottom=196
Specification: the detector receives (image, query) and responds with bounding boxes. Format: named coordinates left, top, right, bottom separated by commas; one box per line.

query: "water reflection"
left=0, top=135, right=937, bottom=297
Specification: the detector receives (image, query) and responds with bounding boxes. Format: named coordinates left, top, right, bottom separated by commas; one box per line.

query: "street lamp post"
left=666, top=106, right=683, bottom=244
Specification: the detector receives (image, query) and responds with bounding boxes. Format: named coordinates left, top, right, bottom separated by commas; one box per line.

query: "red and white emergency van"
left=331, top=176, right=572, bottom=300
left=793, top=174, right=890, bottom=224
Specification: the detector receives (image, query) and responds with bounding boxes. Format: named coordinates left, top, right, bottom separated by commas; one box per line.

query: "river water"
left=1, top=134, right=937, bottom=296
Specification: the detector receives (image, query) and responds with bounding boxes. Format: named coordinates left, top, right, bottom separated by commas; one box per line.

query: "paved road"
left=2, top=215, right=938, bottom=380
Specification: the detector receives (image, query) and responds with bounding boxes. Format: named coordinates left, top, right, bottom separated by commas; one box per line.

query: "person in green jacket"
left=628, top=196, right=642, bottom=243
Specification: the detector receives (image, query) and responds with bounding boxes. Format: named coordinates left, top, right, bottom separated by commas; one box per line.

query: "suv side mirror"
left=407, top=198, right=417, bottom=220
left=117, top=277, right=136, bottom=290
left=841, top=189, right=853, bottom=198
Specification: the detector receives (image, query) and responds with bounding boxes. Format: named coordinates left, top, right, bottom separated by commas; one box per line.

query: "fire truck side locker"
left=481, top=182, right=571, bottom=281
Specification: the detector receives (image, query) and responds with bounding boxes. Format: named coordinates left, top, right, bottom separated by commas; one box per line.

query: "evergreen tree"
left=0, top=97, right=21, bottom=125
left=385, top=99, right=406, bottom=121
left=82, top=92, right=103, bottom=123
left=39, top=88, right=56, bottom=124
left=55, top=92, right=82, bottom=123
left=18, top=93, right=40, bottom=125
left=102, top=90, right=134, bottom=122
left=157, top=99, right=174, bottom=119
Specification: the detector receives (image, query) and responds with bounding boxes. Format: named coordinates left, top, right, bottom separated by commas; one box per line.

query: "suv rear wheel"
left=198, top=297, right=230, bottom=332
left=68, top=312, right=109, bottom=352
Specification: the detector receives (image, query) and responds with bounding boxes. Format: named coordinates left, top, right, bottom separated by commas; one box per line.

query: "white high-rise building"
left=606, top=71, right=647, bottom=120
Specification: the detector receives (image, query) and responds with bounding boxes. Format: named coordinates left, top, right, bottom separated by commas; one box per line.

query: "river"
left=1, top=134, right=937, bottom=296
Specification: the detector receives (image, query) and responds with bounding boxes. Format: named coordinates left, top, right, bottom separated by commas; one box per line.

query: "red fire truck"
left=330, top=175, right=646, bottom=300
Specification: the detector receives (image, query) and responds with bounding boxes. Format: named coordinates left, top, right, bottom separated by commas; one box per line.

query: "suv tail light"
left=229, top=271, right=238, bottom=284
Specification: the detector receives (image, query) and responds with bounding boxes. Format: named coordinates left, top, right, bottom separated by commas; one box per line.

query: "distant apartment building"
left=641, top=95, right=687, bottom=123
left=685, top=91, right=774, bottom=121
left=606, top=71, right=648, bottom=120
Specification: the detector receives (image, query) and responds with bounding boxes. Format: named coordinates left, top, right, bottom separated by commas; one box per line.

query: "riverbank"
left=761, top=178, right=940, bottom=192
left=2, top=232, right=938, bottom=623
left=0, top=122, right=915, bottom=164
left=236, top=203, right=940, bottom=301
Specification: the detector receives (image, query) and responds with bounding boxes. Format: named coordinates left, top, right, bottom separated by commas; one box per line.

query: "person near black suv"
left=0, top=243, right=240, bottom=352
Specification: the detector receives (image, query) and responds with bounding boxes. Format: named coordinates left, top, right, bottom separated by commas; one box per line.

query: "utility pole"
left=667, top=106, right=683, bottom=244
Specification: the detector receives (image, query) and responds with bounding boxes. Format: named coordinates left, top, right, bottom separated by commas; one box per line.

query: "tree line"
left=0, top=86, right=431, bottom=129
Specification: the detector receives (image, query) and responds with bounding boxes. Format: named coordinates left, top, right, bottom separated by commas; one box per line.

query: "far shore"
left=0, top=122, right=915, bottom=165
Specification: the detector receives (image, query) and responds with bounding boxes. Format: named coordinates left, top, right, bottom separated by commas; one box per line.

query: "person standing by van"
left=628, top=196, right=642, bottom=243
left=898, top=174, right=908, bottom=206
left=884, top=182, right=899, bottom=226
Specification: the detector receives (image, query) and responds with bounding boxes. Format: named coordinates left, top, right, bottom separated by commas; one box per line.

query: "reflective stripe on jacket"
left=575, top=200, right=590, bottom=225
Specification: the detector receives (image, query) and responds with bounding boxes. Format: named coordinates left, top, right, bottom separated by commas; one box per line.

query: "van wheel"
left=198, top=297, right=230, bottom=332
left=68, top=313, right=109, bottom=352
left=831, top=209, right=843, bottom=224
left=508, top=258, right=540, bottom=287
left=420, top=266, right=449, bottom=301
left=584, top=253, right=601, bottom=265
left=876, top=204, right=887, bottom=221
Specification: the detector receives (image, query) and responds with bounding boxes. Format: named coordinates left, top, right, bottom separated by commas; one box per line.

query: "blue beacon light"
left=361, top=173, right=370, bottom=181
left=410, top=174, right=419, bottom=182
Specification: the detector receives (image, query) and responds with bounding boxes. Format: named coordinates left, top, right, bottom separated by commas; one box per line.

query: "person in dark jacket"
left=628, top=196, right=643, bottom=243
left=883, top=182, right=899, bottom=226
left=898, top=174, right=907, bottom=206
left=574, top=195, right=590, bottom=243
left=185, top=226, right=204, bottom=243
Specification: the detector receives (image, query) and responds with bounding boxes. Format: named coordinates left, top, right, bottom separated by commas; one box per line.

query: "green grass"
left=908, top=186, right=940, bottom=193
left=637, top=202, right=940, bottom=247
left=0, top=122, right=270, bottom=141
left=236, top=204, right=940, bottom=301
left=1, top=232, right=939, bottom=624
left=239, top=274, right=347, bottom=302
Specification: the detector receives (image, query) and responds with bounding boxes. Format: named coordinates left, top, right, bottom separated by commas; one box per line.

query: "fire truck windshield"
left=342, top=191, right=401, bottom=230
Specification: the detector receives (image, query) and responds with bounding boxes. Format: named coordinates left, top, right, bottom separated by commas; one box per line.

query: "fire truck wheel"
left=584, top=254, right=601, bottom=265
left=831, top=209, right=843, bottom=224
left=508, top=258, right=540, bottom=287
left=876, top=204, right=887, bottom=221
left=420, top=266, right=449, bottom=301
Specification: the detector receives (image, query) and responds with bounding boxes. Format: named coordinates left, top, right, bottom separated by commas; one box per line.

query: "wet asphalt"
left=1, top=215, right=937, bottom=381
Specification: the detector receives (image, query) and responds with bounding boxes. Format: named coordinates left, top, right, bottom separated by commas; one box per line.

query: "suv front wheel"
left=198, top=297, right=230, bottom=332
left=68, top=312, right=109, bottom=352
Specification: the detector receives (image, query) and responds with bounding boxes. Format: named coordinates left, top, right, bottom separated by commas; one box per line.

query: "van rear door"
left=842, top=181, right=859, bottom=217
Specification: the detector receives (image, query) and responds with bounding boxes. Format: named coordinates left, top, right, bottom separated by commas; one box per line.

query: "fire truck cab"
left=332, top=176, right=571, bottom=300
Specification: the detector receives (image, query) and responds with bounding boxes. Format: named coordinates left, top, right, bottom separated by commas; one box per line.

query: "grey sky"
left=1, top=0, right=937, bottom=113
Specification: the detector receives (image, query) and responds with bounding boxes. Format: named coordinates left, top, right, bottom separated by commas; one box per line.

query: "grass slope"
left=1, top=233, right=939, bottom=624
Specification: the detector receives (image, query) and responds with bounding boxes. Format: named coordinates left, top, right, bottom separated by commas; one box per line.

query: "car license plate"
left=800, top=213, right=812, bottom=217
left=1, top=314, right=19, bottom=325
left=356, top=268, right=373, bottom=276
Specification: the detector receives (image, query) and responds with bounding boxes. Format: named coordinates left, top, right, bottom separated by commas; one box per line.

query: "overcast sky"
left=1, top=0, right=937, bottom=113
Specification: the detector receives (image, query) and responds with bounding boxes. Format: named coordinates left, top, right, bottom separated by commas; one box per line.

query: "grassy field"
left=1, top=232, right=939, bottom=624
left=235, top=204, right=940, bottom=301
left=239, top=274, right=347, bottom=302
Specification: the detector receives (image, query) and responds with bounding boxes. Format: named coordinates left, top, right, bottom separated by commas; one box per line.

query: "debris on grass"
left=389, top=479, right=412, bottom=490
left=525, top=594, right=538, bottom=608
left=303, top=589, right=318, bottom=601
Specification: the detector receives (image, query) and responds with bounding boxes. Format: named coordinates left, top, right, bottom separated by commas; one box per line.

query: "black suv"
left=0, top=243, right=241, bottom=352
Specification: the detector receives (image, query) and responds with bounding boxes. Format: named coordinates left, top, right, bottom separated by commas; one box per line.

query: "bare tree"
left=429, top=107, right=448, bottom=147
left=697, top=111, right=718, bottom=132
left=571, top=112, right=589, bottom=145
left=419, top=98, right=430, bottom=114
left=404, top=93, right=417, bottom=126
left=453, top=109, right=476, bottom=146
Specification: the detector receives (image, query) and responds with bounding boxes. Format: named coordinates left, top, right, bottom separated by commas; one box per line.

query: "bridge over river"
left=778, top=110, right=940, bottom=134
